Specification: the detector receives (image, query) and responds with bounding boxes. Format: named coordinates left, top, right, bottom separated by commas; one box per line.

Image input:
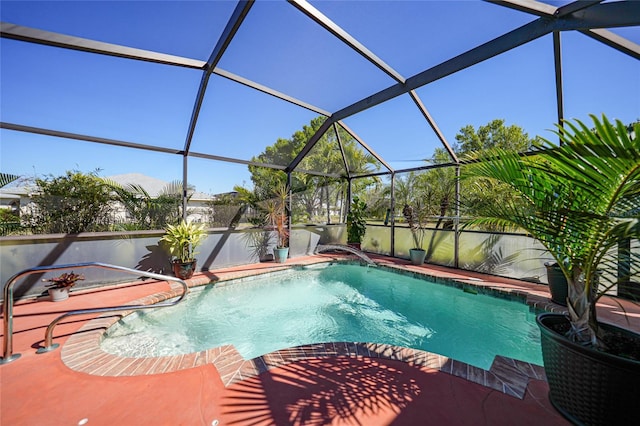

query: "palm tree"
left=462, top=114, right=640, bottom=347
left=262, top=183, right=290, bottom=249
left=106, top=180, right=187, bottom=229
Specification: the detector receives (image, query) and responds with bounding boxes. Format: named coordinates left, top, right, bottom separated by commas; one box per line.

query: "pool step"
left=489, top=355, right=546, bottom=398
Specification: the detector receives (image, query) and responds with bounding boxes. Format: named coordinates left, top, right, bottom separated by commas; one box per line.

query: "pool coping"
left=61, top=257, right=554, bottom=399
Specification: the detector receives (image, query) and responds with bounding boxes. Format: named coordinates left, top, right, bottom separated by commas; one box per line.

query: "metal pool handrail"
left=1, top=262, right=189, bottom=365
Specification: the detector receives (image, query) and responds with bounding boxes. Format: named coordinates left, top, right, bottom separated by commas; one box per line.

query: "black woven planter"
left=537, top=313, right=640, bottom=426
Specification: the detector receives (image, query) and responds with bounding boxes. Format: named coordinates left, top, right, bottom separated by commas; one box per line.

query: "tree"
left=390, top=120, right=537, bottom=260
left=462, top=115, right=640, bottom=346
left=360, top=180, right=391, bottom=221
left=262, top=183, right=290, bottom=249
left=419, top=149, right=457, bottom=219
left=455, top=120, right=536, bottom=220
left=24, top=170, right=114, bottom=234
left=397, top=120, right=534, bottom=226
left=244, top=116, right=380, bottom=224
left=248, top=117, right=324, bottom=199
left=454, top=119, right=533, bottom=155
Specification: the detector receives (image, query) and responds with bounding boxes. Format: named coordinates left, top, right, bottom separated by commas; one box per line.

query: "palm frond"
left=159, top=180, right=184, bottom=197
left=0, top=173, right=20, bottom=188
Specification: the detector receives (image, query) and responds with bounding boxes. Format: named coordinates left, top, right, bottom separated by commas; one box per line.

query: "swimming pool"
left=101, top=263, right=542, bottom=370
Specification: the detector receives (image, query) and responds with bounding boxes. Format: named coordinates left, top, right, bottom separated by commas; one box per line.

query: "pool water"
left=101, top=263, right=542, bottom=369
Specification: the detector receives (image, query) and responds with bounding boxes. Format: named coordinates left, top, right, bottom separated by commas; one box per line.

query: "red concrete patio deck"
left=2, top=254, right=638, bottom=425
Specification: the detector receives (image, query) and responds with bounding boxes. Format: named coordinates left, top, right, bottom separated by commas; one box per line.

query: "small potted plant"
left=403, top=202, right=427, bottom=265
left=346, top=196, right=367, bottom=250
left=44, top=271, right=84, bottom=302
left=160, top=220, right=207, bottom=279
left=263, top=183, right=290, bottom=263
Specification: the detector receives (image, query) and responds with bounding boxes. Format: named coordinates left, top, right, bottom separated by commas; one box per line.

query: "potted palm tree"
left=463, top=115, right=640, bottom=425
left=160, top=220, right=207, bottom=279
left=346, top=196, right=367, bottom=249
left=264, top=183, right=290, bottom=263
left=403, top=202, right=427, bottom=265
left=44, top=271, right=84, bottom=302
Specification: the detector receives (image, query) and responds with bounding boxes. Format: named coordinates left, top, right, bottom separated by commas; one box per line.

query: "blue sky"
left=1, top=0, right=638, bottom=194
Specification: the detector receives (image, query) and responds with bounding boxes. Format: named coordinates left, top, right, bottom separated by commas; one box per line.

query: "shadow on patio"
left=220, top=355, right=567, bottom=426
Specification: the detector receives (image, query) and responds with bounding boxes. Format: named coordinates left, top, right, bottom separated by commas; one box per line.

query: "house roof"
left=107, top=173, right=215, bottom=201
left=0, top=173, right=217, bottom=201
left=106, top=173, right=173, bottom=198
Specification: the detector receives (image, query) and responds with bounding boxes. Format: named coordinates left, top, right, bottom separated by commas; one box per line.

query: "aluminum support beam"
left=287, top=118, right=335, bottom=173
left=390, top=172, right=396, bottom=257
left=290, top=1, right=470, bottom=175
left=333, top=122, right=351, bottom=179
left=1, top=121, right=291, bottom=171
left=182, top=155, right=189, bottom=220
left=292, top=169, right=345, bottom=179
left=332, top=18, right=554, bottom=121
left=351, top=170, right=393, bottom=180
left=484, top=0, right=557, bottom=17
left=332, top=1, right=640, bottom=123
left=346, top=178, right=352, bottom=221
left=288, top=0, right=405, bottom=83
left=290, top=0, right=464, bottom=175
left=207, top=1, right=253, bottom=71
left=581, top=28, right=640, bottom=61
left=554, top=2, right=640, bottom=29
left=392, top=161, right=460, bottom=175
left=553, top=31, right=564, bottom=135
left=0, top=23, right=331, bottom=117
left=454, top=166, right=461, bottom=268
left=286, top=173, right=292, bottom=242
left=0, top=122, right=183, bottom=155
left=555, top=1, right=603, bottom=18
left=182, top=2, right=252, bottom=217
left=486, top=1, right=604, bottom=19
left=183, top=0, right=253, bottom=155
left=214, top=68, right=330, bottom=116
left=183, top=73, right=212, bottom=155
left=618, top=238, right=632, bottom=290
left=0, top=22, right=206, bottom=69
left=336, top=122, right=394, bottom=173
left=188, top=151, right=287, bottom=169
left=354, top=159, right=462, bottom=180
left=408, top=91, right=459, bottom=164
